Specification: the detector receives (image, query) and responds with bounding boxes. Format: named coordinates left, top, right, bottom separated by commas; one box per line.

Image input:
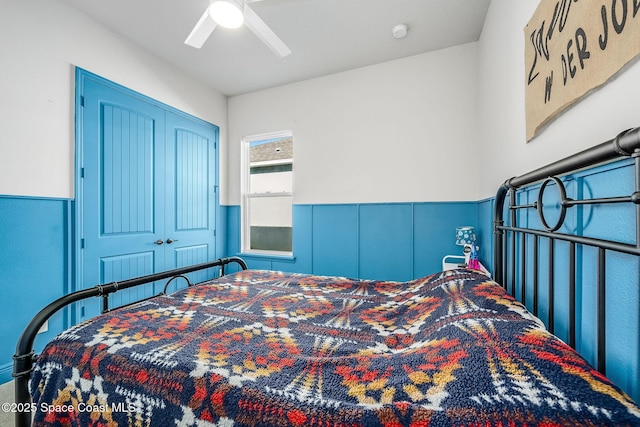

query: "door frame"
left=73, top=68, right=221, bottom=318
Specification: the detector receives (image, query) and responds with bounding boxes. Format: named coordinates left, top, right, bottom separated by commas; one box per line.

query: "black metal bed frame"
left=12, top=256, right=247, bottom=427
left=493, top=127, right=640, bottom=376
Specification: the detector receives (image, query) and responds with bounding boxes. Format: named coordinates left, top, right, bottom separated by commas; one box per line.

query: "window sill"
left=237, top=252, right=296, bottom=262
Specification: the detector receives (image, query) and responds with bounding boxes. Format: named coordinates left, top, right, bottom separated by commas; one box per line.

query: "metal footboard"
left=13, top=256, right=247, bottom=427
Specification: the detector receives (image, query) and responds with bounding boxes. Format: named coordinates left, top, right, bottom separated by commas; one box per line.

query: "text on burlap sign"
left=525, top=0, right=640, bottom=141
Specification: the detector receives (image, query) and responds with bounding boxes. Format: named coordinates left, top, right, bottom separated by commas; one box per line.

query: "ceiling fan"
left=185, top=0, right=291, bottom=58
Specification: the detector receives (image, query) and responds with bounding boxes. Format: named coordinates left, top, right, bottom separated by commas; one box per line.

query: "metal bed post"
left=533, top=236, right=539, bottom=317
left=509, top=188, right=517, bottom=297
left=636, top=148, right=640, bottom=250
left=547, top=238, right=555, bottom=334
left=493, top=183, right=509, bottom=286
left=568, top=242, right=576, bottom=349
left=597, top=248, right=606, bottom=374
left=520, top=232, right=527, bottom=305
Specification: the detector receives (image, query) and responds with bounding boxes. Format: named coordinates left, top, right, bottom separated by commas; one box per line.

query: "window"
left=241, top=131, right=293, bottom=255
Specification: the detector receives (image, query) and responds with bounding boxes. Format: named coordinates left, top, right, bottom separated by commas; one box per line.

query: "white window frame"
left=240, top=130, right=293, bottom=256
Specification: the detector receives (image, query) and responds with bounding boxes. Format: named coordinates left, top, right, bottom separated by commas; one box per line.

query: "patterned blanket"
left=31, top=269, right=640, bottom=426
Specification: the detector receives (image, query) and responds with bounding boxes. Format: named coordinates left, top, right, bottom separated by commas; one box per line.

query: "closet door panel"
left=163, top=111, right=218, bottom=285
left=81, top=77, right=166, bottom=320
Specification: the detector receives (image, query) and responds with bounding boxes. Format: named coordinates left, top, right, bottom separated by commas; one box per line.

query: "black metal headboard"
left=493, top=127, right=640, bottom=376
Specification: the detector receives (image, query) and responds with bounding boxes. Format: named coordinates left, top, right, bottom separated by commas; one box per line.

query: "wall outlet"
left=38, top=320, right=48, bottom=334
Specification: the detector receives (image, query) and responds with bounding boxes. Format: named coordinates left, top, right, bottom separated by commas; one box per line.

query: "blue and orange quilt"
left=30, top=269, right=640, bottom=426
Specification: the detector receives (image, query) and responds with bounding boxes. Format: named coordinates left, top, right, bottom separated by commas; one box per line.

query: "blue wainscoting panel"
left=225, top=202, right=483, bottom=281
left=477, top=198, right=494, bottom=271
left=223, top=205, right=241, bottom=265
left=220, top=205, right=255, bottom=275
left=603, top=250, right=639, bottom=400
left=359, top=204, right=414, bottom=281
left=311, top=204, right=359, bottom=278
left=581, top=162, right=636, bottom=244
left=577, top=162, right=638, bottom=401
left=413, top=202, right=479, bottom=278
left=0, top=196, right=71, bottom=384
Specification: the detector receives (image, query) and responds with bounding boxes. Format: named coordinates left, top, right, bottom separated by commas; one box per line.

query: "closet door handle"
left=154, top=239, right=164, bottom=245
left=166, top=238, right=178, bottom=244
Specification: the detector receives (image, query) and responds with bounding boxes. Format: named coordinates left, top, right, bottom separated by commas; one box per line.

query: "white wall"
left=8, top=0, right=635, bottom=203
left=226, top=43, right=479, bottom=205
left=228, top=1, right=640, bottom=206
left=477, top=0, right=640, bottom=198
left=0, top=0, right=227, bottom=199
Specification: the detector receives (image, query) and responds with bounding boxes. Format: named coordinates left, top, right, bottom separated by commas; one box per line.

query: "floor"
left=0, top=381, right=13, bottom=426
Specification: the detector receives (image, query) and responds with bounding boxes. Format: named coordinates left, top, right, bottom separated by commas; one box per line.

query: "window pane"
left=249, top=138, right=293, bottom=194
left=243, top=133, right=293, bottom=254
left=248, top=195, right=292, bottom=252
left=250, top=169, right=292, bottom=194
left=250, top=138, right=292, bottom=163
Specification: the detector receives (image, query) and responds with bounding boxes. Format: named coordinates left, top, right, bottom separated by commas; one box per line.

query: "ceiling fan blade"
left=185, top=8, right=217, bottom=48
left=243, top=4, right=291, bottom=58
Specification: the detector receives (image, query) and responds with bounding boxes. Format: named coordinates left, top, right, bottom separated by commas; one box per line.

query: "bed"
left=13, top=128, right=640, bottom=426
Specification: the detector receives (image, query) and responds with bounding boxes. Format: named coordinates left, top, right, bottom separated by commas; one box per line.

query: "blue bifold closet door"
left=79, top=71, right=218, bottom=320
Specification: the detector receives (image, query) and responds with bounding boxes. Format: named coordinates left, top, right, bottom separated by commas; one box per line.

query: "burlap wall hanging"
left=524, top=0, right=640, bottom=141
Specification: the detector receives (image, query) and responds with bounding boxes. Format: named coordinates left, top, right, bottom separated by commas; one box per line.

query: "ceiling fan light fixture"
left=209, top=0, right=244, bottom=29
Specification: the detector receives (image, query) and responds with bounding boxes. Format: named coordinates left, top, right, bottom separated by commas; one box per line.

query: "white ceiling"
left=59, top=0, right=491, bottom=97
